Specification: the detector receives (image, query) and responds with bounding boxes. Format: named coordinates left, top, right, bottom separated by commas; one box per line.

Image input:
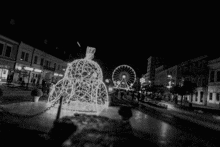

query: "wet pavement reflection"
left=1, top=101, right=219, bottom=147
left=130, top=109, right=218, bottom=147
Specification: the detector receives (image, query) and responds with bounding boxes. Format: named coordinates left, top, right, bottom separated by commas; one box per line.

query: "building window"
left=0, top=43, right=4, bottom=55
left=197, top=78, right=200, bottom=87
left=5, top=45, right=12, bottom=57
left=48, top=61, right=51, bottom=67
left=217, top=93, right=220, bottom=101
left=20, top=52, right=25, bottom=60
left=40, top=58, right=44, bottom=66
left=210, top=71, right=215, bottom=82
left=200, top=92, right=203, bottom=102
left=34, top=56, right=38, bottom=64
left=217, top=71, right=220, bottom=82
left=58, top=65, right=60, bottom=70
left=25, top=53, right=29, bottom=62
left=202, top=78, right=206, bottom=86
left=200, top=78, right=203, bottom=86
left=54, top=63, right=56, bottom=69
left=209, top=93, right=213, bottom=100
left=195, top=92, right=198, bottom=101
left=45, top=60, right=49, bottom=67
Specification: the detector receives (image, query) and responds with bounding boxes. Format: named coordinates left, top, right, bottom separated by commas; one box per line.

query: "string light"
left=48, top=47, right=109, bottom=115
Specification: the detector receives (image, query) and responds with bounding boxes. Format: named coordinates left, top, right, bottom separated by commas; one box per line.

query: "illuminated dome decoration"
left=48, top=47, right=109, bottom=115
left=112, top=65, right=136, bottom=91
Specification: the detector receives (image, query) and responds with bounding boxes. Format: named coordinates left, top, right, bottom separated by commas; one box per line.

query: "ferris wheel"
left=112, top=65, right=136, bottom=91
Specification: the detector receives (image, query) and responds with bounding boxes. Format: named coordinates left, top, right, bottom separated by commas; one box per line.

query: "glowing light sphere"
left=108, top=87, right=113, bottom=92
left=112, top=65, right=136, bottom=91
left=48, top=47, right=109, bottom=115
left=105, top=79, right=110, bottom=83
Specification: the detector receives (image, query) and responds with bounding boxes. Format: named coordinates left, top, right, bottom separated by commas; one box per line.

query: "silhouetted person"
left=49, top=117, right=77, bottom=146
left=42, top=79, right=46, bottom=93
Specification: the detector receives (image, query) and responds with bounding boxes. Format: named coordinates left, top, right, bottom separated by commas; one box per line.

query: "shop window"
left=195, top=92, right=198, bottom=101
left=209, top=93, right=213, bottom=100
left=200, top=92, right=203, bottom=102
left=0, top=43, right=4, bottom=55
left=25, top=53, right=29, bottom=62
left=217, top=71, right=220, bottom=82
left=0, top=69, right=8, bottom=79
left=34, top=56, right=38, bottom=64
left=216, top=93, right=220, bottom=101
left=210, top=71, right=215, bottom=82
left=5, top=45, right=12, bottom=57
left=20, top=51, right=25, bottom=60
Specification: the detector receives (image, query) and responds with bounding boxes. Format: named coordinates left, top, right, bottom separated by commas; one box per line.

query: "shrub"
left=0, top=88, right=3, bottom=97
left=31, top=88, right=43, bottom=97
left=118, top=106, right=132, bottom=120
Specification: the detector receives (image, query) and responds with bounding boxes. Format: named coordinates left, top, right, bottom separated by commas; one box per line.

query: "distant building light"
left=54, top=73, right=59, bottom=76
left=17, top=66, right=22, bottom=70
left=105, top=79, right=110, bottom=83
left=34, top=69, right=42, bottom=73
left=168, top=75, right=172, bottom=78
left=24, top=67, right=33, bottom=71
left=58, top=74, right=63, bottom=77
left=108, top=87, right=113, bottom=92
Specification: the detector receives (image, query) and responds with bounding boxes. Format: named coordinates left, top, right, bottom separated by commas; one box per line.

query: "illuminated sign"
left=54, top=73, right=59, bottom=76
left=24, top=67, right=34, bottom=71
left=0, top=65, right=10, bottom=69
left=34, top=69, right=42, bottom=73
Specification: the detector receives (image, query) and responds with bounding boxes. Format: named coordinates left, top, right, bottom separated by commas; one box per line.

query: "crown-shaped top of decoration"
left=85, top=46, right=96, bottom=60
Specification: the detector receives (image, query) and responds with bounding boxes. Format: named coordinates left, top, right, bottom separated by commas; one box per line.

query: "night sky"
left=1, top=4, right=218, bottom=79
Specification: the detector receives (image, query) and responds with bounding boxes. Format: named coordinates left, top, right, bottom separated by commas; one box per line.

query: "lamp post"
left=167, top=75, right=173, bottom=101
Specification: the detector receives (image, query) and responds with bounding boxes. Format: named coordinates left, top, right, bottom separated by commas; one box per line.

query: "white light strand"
left=48, top=47, right=109, bottom=115
left=112, top=65, right=136, bottom=91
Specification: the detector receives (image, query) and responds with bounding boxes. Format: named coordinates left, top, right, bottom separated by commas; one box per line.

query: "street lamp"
left=167, top=75, right=173, bottom=101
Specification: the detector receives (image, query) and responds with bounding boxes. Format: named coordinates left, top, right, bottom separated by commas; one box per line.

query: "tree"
left=170, top=85, right=184, bottom=104
left=182, top=80, right=197, bottom=106
left=171, top=80, right=197, bottom=105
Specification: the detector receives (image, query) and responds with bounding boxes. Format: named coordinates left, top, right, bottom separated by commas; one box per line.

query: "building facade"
left=166, top=65, right=178, bottom=86
left=13, top=42, right=67, bottom=85
left=207, top=57, right=220, bottom=108
left=145, top=56, right=164, bottom=85
left=0, top=35, right=19, bottom=83
left=0, top=33, right=68, bottom=86
left=154, top=65, right=167, bottom=87
left=178, top=55, right=209, bottom=105
left=14, top=42, right=34, bottom=84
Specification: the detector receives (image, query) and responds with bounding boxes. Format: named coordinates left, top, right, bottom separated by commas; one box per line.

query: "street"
left=0, top=87, right=220, bottom=146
